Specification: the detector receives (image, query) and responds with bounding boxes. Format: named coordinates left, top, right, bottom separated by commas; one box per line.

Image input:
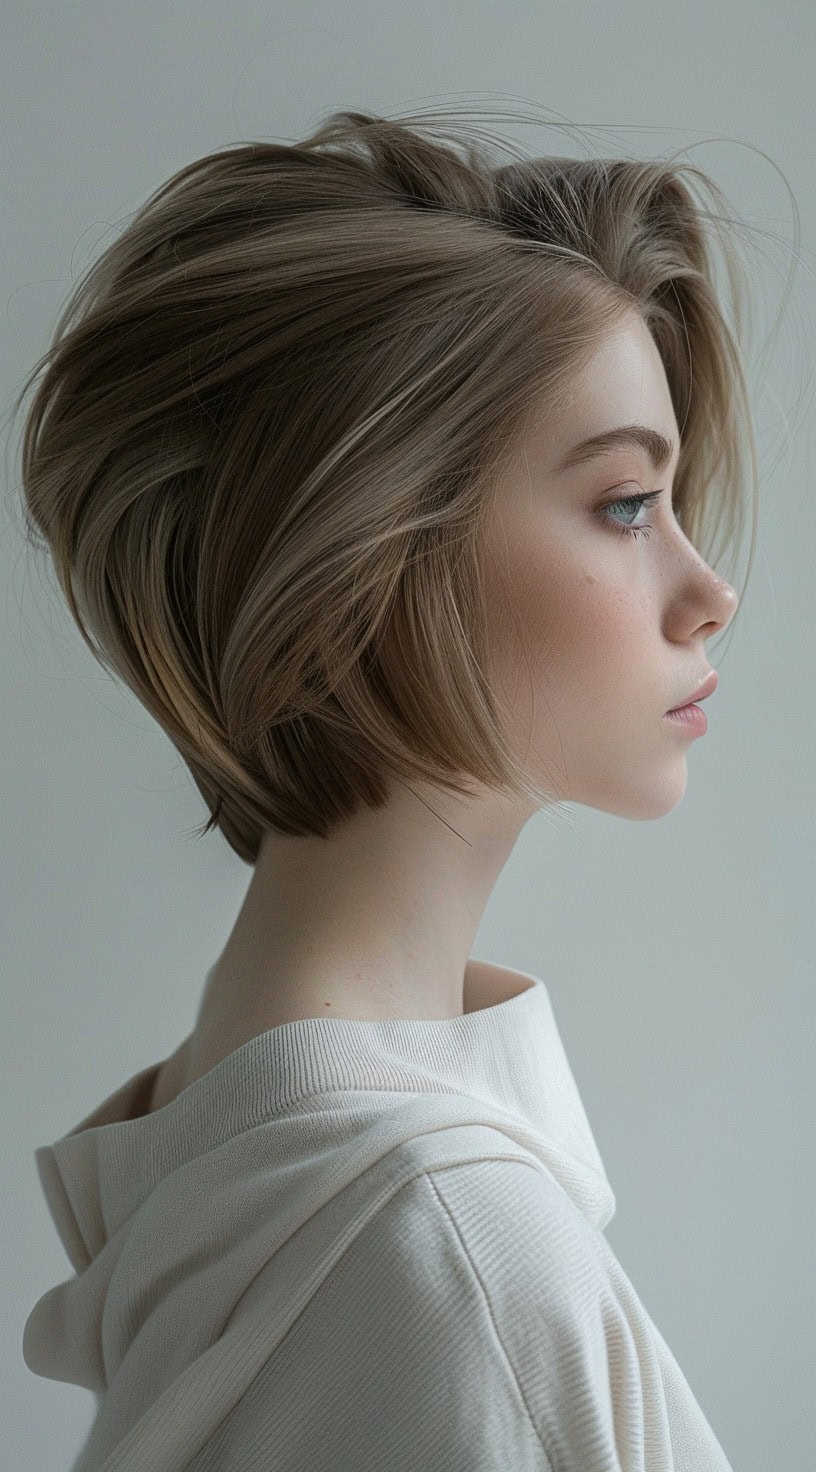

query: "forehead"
left=533, top=314, right=681, bottom=472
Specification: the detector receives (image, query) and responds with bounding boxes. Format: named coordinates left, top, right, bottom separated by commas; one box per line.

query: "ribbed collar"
left=34, top=967, right=616, bottom=1277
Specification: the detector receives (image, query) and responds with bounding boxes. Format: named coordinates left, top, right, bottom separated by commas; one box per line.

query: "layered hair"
left=10, top=107, right=765, bottom=864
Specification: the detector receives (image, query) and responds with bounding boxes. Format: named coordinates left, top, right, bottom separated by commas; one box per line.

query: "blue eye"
left=600, top=489, right=663, bottom=541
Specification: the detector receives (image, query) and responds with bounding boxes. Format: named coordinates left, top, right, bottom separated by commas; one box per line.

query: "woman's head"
left=11, top=109, right=757, bottom=864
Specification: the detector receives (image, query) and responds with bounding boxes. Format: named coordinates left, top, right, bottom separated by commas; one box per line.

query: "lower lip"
left=664, top=703, right=707, bottom=735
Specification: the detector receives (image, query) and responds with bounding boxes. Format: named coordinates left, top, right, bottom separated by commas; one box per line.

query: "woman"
left=18, top=106, right=757, bottom=1470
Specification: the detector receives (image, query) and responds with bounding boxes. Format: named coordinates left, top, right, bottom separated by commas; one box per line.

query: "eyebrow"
left=555, top=423, right=676, bottom=474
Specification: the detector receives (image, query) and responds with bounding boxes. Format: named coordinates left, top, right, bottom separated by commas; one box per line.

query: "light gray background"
left=2, top=3, right=814, bottom=1468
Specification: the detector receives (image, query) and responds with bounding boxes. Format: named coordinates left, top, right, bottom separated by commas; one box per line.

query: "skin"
left=150, top=308, right=738, bottom=1107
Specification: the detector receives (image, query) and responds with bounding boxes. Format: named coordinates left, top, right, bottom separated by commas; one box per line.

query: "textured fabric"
left=24, top=966, right=734, bottom=1471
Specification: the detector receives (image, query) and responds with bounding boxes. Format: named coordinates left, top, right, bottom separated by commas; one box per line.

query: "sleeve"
left=198, top=1157, right=732, bottom=1472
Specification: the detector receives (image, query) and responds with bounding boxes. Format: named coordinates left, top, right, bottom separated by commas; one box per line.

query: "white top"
left=24, top=965, right=734, bottom=1471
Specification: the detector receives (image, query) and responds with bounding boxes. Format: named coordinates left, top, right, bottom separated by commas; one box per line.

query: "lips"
left=667, top=670, right=718, bottom=712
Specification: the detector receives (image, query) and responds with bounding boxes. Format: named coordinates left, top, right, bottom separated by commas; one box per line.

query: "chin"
left=577, top=767, right=689, bottom=821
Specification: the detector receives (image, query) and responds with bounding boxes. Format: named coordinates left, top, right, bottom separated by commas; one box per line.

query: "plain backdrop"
left=2, top=3, right=814, bottom=1468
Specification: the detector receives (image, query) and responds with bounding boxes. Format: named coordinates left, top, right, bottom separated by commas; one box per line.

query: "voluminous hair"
left=10, top=106, right=766, bottom=864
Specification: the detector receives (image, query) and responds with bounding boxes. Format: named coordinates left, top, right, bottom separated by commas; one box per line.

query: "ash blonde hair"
left=9, top=107, right=772, bottom=864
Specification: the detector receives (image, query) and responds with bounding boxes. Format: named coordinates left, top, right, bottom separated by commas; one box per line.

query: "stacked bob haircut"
left=11, top=107, right=763, bottom=865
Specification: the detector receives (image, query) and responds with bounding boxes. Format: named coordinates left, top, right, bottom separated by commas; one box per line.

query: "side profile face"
left=480, top=307, right=739, bottom=821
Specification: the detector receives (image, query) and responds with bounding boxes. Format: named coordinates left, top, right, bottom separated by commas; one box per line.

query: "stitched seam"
left=426, top=1167, right=558, bottom=1472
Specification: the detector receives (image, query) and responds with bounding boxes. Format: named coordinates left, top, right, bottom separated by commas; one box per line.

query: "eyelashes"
left=599, top=489, right=663, bottom=541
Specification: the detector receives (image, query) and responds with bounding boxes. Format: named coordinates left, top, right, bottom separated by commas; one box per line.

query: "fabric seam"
left=425, top=1163, right=559, bottom=1472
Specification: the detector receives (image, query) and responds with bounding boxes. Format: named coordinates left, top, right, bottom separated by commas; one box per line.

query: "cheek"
left=485, top=541, right=646, bottom=726
left=499, top=543, right=619, bottom=669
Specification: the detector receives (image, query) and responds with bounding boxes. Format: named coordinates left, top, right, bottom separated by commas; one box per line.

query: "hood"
left=24, top=968, right=616, bottom=1468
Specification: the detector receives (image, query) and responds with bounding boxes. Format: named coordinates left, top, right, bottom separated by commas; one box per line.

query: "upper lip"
left=667, top=670, right=718, bottom=712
